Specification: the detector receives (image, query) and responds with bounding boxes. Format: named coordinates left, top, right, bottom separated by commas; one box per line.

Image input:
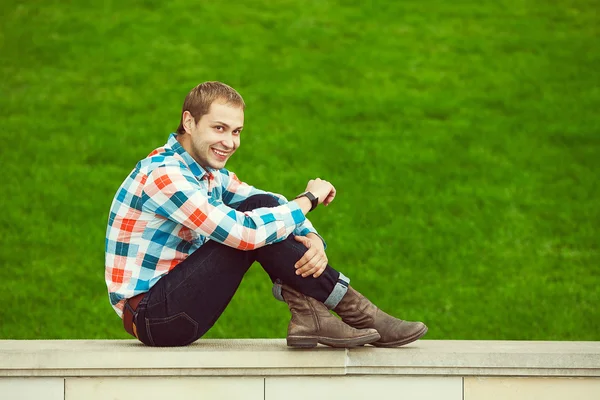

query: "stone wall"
left=1, top=339, right=599, bottom=399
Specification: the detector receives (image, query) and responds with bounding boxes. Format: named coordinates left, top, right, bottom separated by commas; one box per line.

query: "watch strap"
left=295, top=191, right=318, bottom=212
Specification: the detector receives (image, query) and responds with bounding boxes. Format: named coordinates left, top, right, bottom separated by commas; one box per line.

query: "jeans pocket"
left=145, top=312, right=199, bottom=347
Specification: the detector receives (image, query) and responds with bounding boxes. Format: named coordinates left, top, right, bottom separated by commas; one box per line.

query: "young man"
left=105, top=81, right=428, bottom=348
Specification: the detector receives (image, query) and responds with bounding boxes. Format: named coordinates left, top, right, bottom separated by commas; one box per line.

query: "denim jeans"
left=133, top=194, right=350, bottom=346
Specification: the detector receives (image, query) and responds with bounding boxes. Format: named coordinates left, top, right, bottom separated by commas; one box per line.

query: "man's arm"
left=221, top=170, right=326, bottom=246
left=143, top=163, right=310, bottom=250
left=220, top=172, right=336, bottom=279
left=221, top=170, right=284, bottom=208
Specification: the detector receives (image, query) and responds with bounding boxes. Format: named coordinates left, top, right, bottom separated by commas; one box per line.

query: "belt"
left=123, top=293, right=145, bottom=339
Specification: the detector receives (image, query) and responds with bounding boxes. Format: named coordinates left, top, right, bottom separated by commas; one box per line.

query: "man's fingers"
left=295, top=248, right=317, bottom=271
left=304, top=258, right=327, bottom=278
left=299, top=255, right=327, bottom=277
left=323, top=193, right=335, bottom=206
left=297, top=260, right=319, bottom=276
left=294, top=244, right=315, bottom=265
left=297, top=254, right=323, bottom=276
left=293, top=236, right=313, bottom=269
left=313, top=259, right=328, bottom=278
left=323, top=186, right=336, bottom=206
left=301, top=262, right=321, bottom=278
left=294, top=235, right=311, bottom=246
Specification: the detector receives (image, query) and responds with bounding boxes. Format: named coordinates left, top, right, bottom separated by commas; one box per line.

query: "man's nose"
left=221, top=135, right=235, bottom=149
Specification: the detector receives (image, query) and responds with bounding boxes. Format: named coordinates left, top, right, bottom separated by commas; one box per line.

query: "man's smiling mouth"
left=212, top=148, right=230, bottom=157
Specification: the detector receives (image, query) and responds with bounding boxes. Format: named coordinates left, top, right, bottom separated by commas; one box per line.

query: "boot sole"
left=288, top=331, right=381, bottom=349
left=371, top=325, right=428, bottom=348
left=287, top=336, right=318, bottom=348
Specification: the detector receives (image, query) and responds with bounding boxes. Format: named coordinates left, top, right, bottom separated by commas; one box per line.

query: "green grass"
left=0, top=0, right=598, bottom=341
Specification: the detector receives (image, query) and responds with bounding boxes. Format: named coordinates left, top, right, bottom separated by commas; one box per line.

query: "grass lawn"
left=0, top=0, right=598, bottom=341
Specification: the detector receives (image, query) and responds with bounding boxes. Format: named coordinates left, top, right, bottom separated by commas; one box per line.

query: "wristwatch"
left=295, top=191, right=318, bottom=212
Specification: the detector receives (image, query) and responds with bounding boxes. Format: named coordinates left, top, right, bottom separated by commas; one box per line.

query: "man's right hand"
left=305, top=178, right=336, bottom=206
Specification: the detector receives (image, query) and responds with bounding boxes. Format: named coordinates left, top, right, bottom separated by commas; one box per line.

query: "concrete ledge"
left=2, top=340, right=599, bottom=400
left=1, top=339, right=599, bottom=377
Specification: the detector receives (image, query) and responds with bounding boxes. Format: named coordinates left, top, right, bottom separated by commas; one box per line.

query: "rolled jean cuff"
left=271, top=273, right=350, bottom=308
left=323, top=272, right=350, bottom=309
left=272, top=279, right=284, bottom=302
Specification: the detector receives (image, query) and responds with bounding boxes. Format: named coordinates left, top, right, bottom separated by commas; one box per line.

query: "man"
left=105, top=81, right=428, bottom=347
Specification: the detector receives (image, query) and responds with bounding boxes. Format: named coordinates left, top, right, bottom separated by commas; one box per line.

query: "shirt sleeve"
left=221, top=170, right=286, bottom=208
left=142, top=163, right=307, bottom=250
left=221, top=170, right=326, bottom=247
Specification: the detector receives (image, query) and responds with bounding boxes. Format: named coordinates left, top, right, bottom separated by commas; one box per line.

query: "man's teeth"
left=213, top=149, right=228, bottom=156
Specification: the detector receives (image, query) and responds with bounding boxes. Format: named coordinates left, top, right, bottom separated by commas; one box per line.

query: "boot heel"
left=287, top=336, right=318, bottom=348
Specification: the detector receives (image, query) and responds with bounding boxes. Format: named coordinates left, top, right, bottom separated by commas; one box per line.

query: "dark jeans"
left=133, top=194, right=349, bottom=347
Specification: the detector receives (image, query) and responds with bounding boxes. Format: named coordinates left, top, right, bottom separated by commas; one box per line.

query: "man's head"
left=176, top=81, right=245, bottom=170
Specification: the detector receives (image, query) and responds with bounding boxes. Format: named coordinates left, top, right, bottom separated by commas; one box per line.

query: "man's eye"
left=233, top=130, right=241, bottom=135
left=215, top=126, right=224, bottom=132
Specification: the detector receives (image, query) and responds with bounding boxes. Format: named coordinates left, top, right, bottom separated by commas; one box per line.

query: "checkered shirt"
left=105, top=134, right=321, bottom=317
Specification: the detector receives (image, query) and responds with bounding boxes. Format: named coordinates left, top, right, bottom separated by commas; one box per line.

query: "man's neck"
left=175, top=133, right=211, bottom=173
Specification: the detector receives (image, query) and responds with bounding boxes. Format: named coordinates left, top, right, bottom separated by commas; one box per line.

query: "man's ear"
left=182, top=111, right=194, bottom=133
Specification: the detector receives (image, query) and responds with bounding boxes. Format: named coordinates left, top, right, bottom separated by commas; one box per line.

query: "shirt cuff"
left=295, top=227, right=327, bottom=249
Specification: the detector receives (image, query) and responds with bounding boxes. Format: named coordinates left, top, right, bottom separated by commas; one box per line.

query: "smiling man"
left=105, top=81, right=428, bottom=347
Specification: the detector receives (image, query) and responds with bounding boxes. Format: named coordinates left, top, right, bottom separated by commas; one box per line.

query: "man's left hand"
left=294, top=234, right=327, bottom=278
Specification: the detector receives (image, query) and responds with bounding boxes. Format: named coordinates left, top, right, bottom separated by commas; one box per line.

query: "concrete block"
left=65, top=376, right=263, bottom=400
left=464, top=376, right=600, bottom=400
left=265, top=376, right=462, bottom=400
left=0, top=378, right=63, bottom=400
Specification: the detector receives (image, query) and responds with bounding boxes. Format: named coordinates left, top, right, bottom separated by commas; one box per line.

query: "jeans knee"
left=238, top=194, right=280, bottom=211
left=251, top=194, right=280, bottom=207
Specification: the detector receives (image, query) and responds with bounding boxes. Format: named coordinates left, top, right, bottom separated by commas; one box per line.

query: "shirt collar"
left=166, top=133, right=213, bottom=178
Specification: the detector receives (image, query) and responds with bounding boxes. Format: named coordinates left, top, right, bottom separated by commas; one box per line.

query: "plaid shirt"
left=105, top=134, right=321, bottom=317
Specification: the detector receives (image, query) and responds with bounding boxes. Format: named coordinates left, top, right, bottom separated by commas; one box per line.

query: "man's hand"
left=294, top=233, right=328, bottom=278
left=305, top=178, right=336, bottom=206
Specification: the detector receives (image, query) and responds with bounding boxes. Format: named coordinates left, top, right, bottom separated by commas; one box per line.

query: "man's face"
left=183, top=101, right=244, bottom=170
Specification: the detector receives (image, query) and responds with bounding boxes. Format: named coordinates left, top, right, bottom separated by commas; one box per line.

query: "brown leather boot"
left=334, top=286, right=428, bottom=347
left=281, top=284, right=381, bottom=348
